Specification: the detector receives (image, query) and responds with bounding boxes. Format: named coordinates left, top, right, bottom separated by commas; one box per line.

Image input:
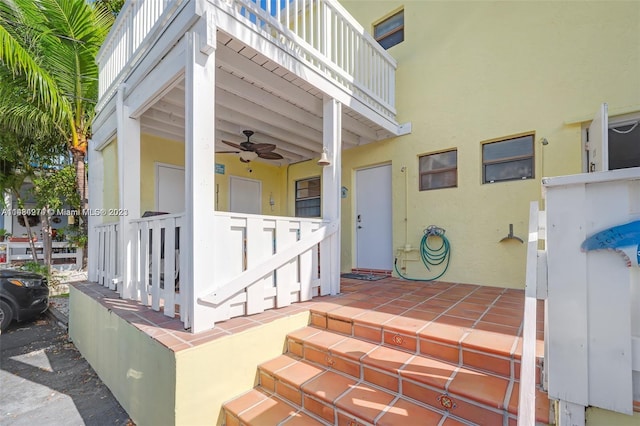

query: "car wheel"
left=0, top=300, right=13, bottom=332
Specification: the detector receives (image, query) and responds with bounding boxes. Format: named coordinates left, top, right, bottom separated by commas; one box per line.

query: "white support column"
left=116, top=84, right=141, bottom=299
left=321, top=97, right=342, bottom=295
left=184, top=18, right=216, bottom=333
left=87, top=137, right=105, bottom=282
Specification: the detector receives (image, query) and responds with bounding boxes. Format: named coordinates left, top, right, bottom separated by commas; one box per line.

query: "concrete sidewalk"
left=0, top=314, right=131, bottom=425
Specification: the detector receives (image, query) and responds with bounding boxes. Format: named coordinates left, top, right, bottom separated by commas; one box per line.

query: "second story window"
left=419, top=150, right=458, bottom=191
left=295, top=177, right=321, bottom=217
left=374, top=10, right=404, bottom=50
left=482, top=134, right=534, bottom=183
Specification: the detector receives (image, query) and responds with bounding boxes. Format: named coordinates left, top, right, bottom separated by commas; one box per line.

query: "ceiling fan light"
left=239, top=151, right=258, bottom=162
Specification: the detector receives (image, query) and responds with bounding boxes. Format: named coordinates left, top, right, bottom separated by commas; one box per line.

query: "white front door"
left=230, top=176, right=261, bottom=214
left=156, top=163, right=185, bottom=214
left=355, top=164, right=392, bottom=270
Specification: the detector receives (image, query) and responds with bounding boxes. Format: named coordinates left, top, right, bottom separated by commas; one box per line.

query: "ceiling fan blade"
left=222, top=140, right=246, bottom=151
left=258, top=152, right=284, bottom=160
left=252, top=143, right=276, bottom=152
left=215, top=150, right=240, bottom=154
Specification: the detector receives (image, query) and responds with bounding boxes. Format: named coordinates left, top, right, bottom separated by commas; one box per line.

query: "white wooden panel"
left=246, top=217, right=271, bottom=315
left=151, top=222, right=161, bottom=311
left=518, top=201, right=539, bottom=426
left=275, top=220, right=297, bottom=307
left=139, top=221, right=150, bottom=306
left=163, top=218, right=176, bottom=318
left=546, top=184, right=589, bottom=406
left=585, top=181, right=633, bottom=413
left=299, top=221, right=314, bottom=301
left=557, top=400, right=585, bottom=426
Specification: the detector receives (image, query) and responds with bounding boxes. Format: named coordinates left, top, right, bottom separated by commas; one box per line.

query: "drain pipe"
left=402, top=166, right=411, bottom=252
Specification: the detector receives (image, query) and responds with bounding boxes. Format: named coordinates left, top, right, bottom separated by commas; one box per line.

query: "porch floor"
left=74, top=277, right=543, bottom=358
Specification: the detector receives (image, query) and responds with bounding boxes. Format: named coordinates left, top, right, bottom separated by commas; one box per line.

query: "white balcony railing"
left=96, top=0, right=177, bottom=107
left=97, top=0, right=396, bottom=120
left=95, top=222, right=119, bottom=288
left=201, top=212, right=329, bottom=321
left=233, top=0, right=397, bottom=119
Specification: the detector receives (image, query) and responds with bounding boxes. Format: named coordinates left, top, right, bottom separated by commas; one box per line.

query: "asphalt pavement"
left=0, top=314, right=131, bottom=425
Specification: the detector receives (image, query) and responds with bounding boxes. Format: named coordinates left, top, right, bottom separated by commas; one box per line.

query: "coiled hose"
left=394, top=226, right=451, bottom=282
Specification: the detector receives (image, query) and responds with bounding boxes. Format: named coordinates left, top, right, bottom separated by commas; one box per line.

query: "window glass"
left=374, top=10, right=404, bottom=50
left=482, top=134, right=534, bottom=183
left=295, top=177, right=320, bottom=217
left=419, top=150, right=457, bottom=191
left=608, top=121, right=640, bottom=170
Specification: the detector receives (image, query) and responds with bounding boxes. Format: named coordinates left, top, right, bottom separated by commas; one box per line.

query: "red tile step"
left=309, top=305, right=545, bottom=384
left=223, top=327, right=553, bottom=425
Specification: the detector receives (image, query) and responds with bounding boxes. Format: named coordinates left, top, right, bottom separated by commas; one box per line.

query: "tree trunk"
left=72, top=148, right=88, bottom=268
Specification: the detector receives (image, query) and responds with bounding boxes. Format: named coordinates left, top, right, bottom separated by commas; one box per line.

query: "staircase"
left=223, top=282, right=552, bottom=425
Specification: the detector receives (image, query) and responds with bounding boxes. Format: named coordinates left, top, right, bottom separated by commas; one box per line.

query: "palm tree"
left=0, top=0, right=114, bottom=215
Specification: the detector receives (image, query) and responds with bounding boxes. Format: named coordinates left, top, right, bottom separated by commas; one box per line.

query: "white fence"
left=95, top=222, right=119, bottom=288
left=0, top=241, right=83, bottom=270
left=543, top=167, right=640, bottom=420
left=97, top=0, right=396, bottom=120
left=130, top=213, right=184, bottom=320
left=94, top=211, right=332, bottom=330
left=200, top=212, right=327, bottom=322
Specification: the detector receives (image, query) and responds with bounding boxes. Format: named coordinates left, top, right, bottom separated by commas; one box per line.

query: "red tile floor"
left=75, top=277, right=550, bottom=425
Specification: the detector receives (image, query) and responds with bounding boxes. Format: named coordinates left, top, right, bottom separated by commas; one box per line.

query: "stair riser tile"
left=224, top=411, right=241, bottom=426
left=462, top=350, right=511, bottom=378
left=288, top=340, right=304, bottom=357
left=304, top=346, right=361, bottom=379
left=449, top=397, right=504, bottom=426
left=383, top=331, right=417, bottom=353
left=514, top=361, right=542, bottom=385
left=311, top=313, right=327, bottom=329
left=259, top=371, right=276, bottom=392
left=303, top=395, right=336, bottom=424
left=363, top=366, right=399, bottom=393
left=327, top=317, right=353, bottom=335
left=402, top=380, right=448, bottom=412
left=276, top=381, right=303, bottom=406
left=419, top=338, right=461, bottom=365
left=353, top=324, right=382, bottom=343
left=336, top=411, right=372, bottom=426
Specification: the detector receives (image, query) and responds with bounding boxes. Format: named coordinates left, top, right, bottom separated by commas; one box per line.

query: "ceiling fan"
left=217, top=130, right=284, bottom=163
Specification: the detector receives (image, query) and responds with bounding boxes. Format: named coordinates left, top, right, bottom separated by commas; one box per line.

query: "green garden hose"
left=394, top=225, right=451, bottom=282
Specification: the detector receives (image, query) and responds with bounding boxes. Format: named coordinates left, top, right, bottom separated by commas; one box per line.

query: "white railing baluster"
left=150, top=221, right=161, bottom=311
left=163, top=217, right=176, bottom=317
left=140, top=220, right=150, bottom=306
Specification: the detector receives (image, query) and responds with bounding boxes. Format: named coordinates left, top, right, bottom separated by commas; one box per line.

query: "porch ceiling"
left=139, top=31, right=394, bottom=166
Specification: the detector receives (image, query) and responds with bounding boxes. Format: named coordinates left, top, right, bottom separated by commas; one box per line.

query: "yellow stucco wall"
left=140, top=135, right=185, bottom=213
left=174, top=312, right=310, bottom=425
left=139, top=134, right=288, bottom=215
left=586, top=407, right=640, bottom=426
left=337, top=0, right=640, bottom=287
left=70, top=286, right=309, bottom=426
left=69, top=287, right=176, bottom=426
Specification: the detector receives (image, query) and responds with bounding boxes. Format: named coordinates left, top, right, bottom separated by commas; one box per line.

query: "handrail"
left=517, top=201, right=540, bottom=426
left=200, top=220, right=337, bottom=306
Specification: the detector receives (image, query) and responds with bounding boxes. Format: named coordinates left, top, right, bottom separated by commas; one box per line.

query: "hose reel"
left=394, top=225, right=451, bottom=282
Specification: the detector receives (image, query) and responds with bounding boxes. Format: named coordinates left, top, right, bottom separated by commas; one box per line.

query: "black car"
left=0, top=269, right=49, bottom=332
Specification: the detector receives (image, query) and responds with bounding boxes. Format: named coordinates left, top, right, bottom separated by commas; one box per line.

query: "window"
left=295, top=177, right=320, bottom=217
left=419, top=150, right=457, bottom=191
left=608, top=119, right=640, bottom=170
left=482, top=134, right=534, bottom=183
left=374, top=10, right=404, bottom=50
